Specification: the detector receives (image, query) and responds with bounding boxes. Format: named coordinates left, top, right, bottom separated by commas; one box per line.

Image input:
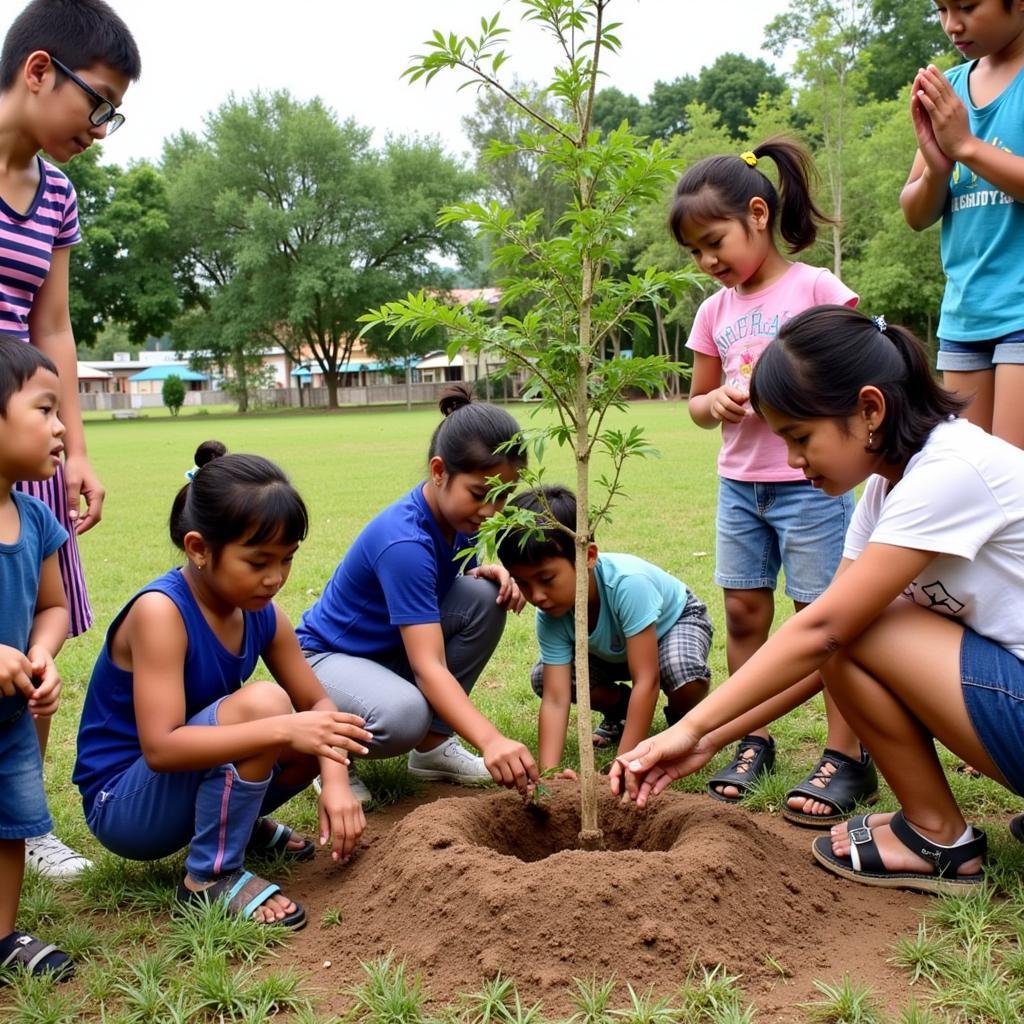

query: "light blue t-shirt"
left=0, top=491, right=68, bottom=724
left=939, top=61, right=1024, bottom=342
left=536, top=553, right=687, bottom=665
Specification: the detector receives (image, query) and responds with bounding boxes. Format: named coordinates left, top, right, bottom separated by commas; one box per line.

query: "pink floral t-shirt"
left=687, top=262, right=857, bottom=482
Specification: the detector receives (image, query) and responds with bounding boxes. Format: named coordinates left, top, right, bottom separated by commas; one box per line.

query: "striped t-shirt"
left=0, top=156, right=81, bottom=341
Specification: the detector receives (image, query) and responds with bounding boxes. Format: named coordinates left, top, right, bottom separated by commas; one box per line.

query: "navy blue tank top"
left=73, top=568, right=278, bottom=813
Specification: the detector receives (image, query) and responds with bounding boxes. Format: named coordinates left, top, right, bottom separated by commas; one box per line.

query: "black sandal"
left=1010, top=814, right=1024, bottom=844
left=0, top=931, right=74, bottom=983
left=782, top=748, right=878, bottom=828
left=707, top=735, right=775, bottom=802
left=592, top=685, right=631, bottom=749
left=812, top=811, right=987, bottom=895
left=246, top=817, right=315, bottom=861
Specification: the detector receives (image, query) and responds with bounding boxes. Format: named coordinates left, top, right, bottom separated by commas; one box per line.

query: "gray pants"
left=304, top=576, right=506, bottom=758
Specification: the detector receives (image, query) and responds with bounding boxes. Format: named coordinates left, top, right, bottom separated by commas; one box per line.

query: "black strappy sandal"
left=812, top=811, right=987, bottom=895
left=706, top=734, right=775, bottom=802
left=782, top=748, right=879, bottom=828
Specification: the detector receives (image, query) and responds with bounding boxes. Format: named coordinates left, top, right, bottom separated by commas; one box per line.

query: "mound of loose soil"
left=280, top=783, right=927, bottom=1020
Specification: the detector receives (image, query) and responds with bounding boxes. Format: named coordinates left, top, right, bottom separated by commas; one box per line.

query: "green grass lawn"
left=7, top=401, right=1024, bottom=1023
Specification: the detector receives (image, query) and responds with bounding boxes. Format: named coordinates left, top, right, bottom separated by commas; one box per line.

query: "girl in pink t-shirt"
left=672, top=137, right=872, bottom=827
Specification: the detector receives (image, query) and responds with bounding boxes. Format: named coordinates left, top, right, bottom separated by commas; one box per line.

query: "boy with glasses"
left=0, top=0, right=140, bottom=879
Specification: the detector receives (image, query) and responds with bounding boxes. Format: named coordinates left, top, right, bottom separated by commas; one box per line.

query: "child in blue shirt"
left=0, top=339, right=72, bottom=981
left=497, top=485, right=713, bottom=770
left=298, top=384, right=538, bottom=796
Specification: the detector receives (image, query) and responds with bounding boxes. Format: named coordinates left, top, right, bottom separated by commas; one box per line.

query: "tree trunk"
left=575, top=254, right=603, bottom=851
left=326, top=372, right=339, bottom=409
left=405, top=360, right=413, bottom=411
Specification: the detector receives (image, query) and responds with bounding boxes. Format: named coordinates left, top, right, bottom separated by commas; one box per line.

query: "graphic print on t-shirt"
left=905, top=579, right=966, bottom=616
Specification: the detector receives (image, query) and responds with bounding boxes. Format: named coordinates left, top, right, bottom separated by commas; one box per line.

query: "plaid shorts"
left=530, top=590, right=714, bottom=696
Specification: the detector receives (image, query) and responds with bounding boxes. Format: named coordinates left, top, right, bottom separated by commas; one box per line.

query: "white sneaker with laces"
left=407, top=737, right=491, bottom=783
left=24, top=832, right=93, bottom=880
left=312, top=770, right=373, bottom=806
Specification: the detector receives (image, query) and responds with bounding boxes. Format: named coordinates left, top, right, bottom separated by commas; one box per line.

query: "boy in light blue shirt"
left=497, top=486, right=712, bottom=772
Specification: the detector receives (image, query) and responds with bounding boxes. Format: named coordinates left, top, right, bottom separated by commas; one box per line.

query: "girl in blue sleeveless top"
left=74, top=442, right=371, bottom=929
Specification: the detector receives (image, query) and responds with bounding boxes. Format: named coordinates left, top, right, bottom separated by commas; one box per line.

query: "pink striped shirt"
left=0, top=156, right=80, bottom=342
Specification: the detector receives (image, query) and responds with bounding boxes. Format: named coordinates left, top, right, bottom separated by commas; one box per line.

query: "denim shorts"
left=715, top=478, right=854, bottom=603
left=0, top=705, right=52, bottom=839
left=960, top=628, right=1024, bottom=796
left=85, top=696, right=305, bottom=872
left=936, top=330, right=1024, bottom=372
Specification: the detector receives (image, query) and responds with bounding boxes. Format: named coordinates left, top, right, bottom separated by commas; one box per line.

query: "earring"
left=867, top=429, right=875, bottom=449
left=196, top=558, right=205, bottom=570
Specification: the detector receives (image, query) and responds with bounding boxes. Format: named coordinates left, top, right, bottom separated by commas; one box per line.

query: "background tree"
left=62, top=149, right=180, bottom=347
left=766, top=0, right=874, bottom=278
left=862, top=0, right=949, bottom=101
left=644, top=75, right=698, bottom=140
left=694, top=53, right=786, bottom=139
left=163, top=91, right=480, bottom=409
left=366, top=0, right=701, bottom=845
left=161, top=374, right=185, bottom=417
left=463, top=77, right=573, bottom=237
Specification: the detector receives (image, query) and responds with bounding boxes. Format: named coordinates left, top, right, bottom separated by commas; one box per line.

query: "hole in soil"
left=455, top=786, right=694, bottom=862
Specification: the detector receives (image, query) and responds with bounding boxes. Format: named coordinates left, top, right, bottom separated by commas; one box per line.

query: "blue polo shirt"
left=297, top=484, right=475, bottom=658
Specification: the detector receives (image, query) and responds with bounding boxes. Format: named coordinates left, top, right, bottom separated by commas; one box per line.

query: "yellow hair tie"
left=740, top=151, right=758, bottom=167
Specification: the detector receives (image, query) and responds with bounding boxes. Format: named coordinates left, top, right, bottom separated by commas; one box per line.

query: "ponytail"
left=170, top=440, right=309, bottom=555
left=668, top=135, right=834, bottom=254
left=428, top=382, right=527, bottom=476
left=749, top=305, right=966, bottom=464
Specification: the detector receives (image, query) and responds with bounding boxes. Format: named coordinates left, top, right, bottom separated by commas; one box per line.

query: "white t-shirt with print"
left=843, top=418, right=1024, bottom=660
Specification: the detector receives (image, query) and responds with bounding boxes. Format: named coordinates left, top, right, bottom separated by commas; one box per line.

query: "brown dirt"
left=278, top=782, right=928, bottom=1021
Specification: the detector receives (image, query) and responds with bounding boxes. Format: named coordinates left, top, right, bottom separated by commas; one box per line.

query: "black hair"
left=428, top=382, right=527, bottom=476
left=0, top=333, right=57, bottom=414
left=0, top=0, right=141, bottom=91
left=749, top=305, right=967, bottom=465
left=496, top=485, right=579, bottom=567
left=169, top=440, right=309, bottom=556
left=668, top=135, right=833, bottom=254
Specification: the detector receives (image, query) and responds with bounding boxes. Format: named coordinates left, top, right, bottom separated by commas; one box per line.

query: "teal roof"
left=291, top=362, right=392, bottom=377
left=128, top=365, right=208, bottom=382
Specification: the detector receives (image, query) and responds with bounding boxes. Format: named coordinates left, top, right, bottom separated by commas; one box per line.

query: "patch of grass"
left=320, top=907, right=345, bottom=929
left=346, top=953, right=430, bottom=1024
left=802, top=976, right=885, bottom=1024
left=8, top=401, right=1024, bottom=1023
left=568, top=975, right=616, bottom=1024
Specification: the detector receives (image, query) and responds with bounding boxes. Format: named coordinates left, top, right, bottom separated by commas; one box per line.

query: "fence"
left=81, top=381, right=464, bottom=412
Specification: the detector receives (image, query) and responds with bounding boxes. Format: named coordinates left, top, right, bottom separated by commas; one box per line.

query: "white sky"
left=3, top=0, right=794, bottom=166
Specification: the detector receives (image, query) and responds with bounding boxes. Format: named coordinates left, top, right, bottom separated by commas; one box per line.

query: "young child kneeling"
left=497, top=486, right=712, bottom=770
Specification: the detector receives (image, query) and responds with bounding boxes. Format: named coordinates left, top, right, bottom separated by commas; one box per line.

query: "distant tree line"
left=66, top=0, right=951, bottom=408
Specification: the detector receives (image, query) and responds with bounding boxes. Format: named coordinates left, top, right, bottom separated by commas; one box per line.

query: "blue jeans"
left=937, top=330, right=1024, bottom=372
left=85, top=697, right=307, bottom=882
left=715, top=478, right=853, bottom=603
left=0, top=707, right=51, bottom=839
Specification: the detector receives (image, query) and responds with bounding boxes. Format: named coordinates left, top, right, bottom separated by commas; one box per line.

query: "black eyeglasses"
left=50, top=56, right=125, bottom=135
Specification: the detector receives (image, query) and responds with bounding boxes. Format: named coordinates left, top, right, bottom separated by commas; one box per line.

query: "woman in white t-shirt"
left=612, top=304, right=1024, bottom=895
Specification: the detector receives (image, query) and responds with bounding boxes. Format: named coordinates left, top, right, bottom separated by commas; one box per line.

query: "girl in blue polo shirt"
left=298, top=384, right=539, bottom=797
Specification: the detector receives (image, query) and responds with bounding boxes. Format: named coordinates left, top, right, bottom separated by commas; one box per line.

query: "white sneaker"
left=25, top=832, right=93, bottom=880
left=407, top=738, right=491, bottom=783
left=312, top=770, right=373, bottom=806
